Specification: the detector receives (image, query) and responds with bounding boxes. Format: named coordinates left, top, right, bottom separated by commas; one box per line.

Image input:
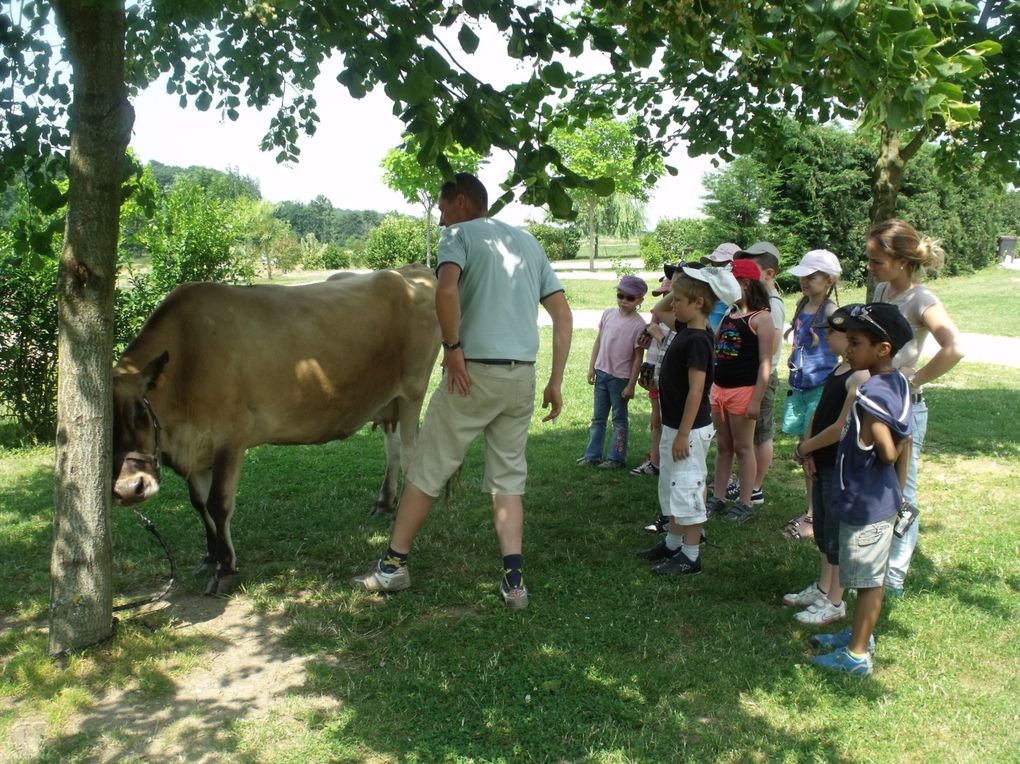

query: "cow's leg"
left=203, top=448, right=245, bottom=596
left=186, top=470, right=217, bottom=576
left=371, top=426, right=401, bottom=517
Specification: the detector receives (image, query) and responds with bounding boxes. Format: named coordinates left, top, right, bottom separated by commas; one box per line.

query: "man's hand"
left=541, top=381, right=563, bottom=422
left=587, top=368, right=596, bottom=385
left=622, top=383, right=636, bottom=400
left=671, top=431, right=691, bottom=461
left=443, top=349, right=471, bottom=395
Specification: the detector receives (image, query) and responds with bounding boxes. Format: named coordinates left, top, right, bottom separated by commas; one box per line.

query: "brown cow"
left=112, top=266, right=440, bottom=594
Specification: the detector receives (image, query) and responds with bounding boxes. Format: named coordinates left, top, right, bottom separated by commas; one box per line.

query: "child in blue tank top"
left=781, top=250, right=841, bottom=542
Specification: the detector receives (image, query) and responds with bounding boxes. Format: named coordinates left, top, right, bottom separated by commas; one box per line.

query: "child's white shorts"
left=658, top=423, right=715, bottom=525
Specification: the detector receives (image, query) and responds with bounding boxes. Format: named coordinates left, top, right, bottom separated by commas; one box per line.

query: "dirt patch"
left=10, top=594, right=340, bottom=762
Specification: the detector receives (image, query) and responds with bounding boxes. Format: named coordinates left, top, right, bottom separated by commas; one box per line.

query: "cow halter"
left=124, top=395, right=163, bottom=474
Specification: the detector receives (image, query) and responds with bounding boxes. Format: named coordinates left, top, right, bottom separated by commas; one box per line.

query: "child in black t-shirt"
left=637, top=264, right=741, bottom=575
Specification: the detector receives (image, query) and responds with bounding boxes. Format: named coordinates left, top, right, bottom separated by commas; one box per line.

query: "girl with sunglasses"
left=577, top=275, right=649, bottom=469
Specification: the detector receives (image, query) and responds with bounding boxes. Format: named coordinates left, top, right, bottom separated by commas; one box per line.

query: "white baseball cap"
left=682, top=265, right=742, bottom=306
left=788, top=249, right=841, bottom=277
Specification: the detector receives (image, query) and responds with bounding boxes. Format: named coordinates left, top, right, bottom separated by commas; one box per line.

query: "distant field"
left=561, top=264, right=1019, bottom=337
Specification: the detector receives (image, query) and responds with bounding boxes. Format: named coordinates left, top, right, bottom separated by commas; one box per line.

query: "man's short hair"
left=747, top=251, right=780, bottom=274
left=440, top=172, right=488, bottom=211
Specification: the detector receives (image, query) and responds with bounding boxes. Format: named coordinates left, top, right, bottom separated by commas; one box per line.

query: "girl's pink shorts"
left=710, top=384, right=755, bottom=420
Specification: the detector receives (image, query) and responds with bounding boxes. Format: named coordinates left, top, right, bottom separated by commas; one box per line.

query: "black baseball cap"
left=828, top=303, right=913, bottom=353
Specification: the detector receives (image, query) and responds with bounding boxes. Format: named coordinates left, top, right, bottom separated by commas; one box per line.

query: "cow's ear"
left=140, top=351, right=170, bottom=391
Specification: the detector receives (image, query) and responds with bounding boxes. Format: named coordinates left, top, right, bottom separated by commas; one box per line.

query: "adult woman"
left=866, top=219, right=965, bottom=596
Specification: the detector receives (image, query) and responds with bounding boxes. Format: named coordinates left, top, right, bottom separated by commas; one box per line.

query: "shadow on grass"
left=2, top=382, right=1013, bottom=760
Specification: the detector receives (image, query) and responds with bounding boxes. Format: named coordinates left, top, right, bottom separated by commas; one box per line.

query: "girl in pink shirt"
left=578, top=276, right=648, bottom=469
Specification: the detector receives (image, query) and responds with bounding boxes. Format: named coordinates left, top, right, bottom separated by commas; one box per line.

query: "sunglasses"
left=846, top=304, right=890, bottom=342
left=616, top=292, right=639, bottom=302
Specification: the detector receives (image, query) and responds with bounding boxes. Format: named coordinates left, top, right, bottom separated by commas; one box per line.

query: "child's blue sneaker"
left=811, top=627, right=876, bottom=655
left=810, top=647, right=872, bottom=676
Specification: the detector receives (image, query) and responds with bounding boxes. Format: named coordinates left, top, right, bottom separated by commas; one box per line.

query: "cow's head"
left=112, top=352, right=169, bottom=505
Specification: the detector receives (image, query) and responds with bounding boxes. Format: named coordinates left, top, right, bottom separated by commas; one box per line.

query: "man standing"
left=352, top=173, right=573, bottom=609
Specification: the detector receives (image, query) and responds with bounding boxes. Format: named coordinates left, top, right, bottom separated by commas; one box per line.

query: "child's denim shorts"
left=839, top=516, right=895, bottom=589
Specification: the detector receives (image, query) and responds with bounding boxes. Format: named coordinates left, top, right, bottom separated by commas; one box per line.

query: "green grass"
left=560, top=264, right=1020, bottom=337
left=2, top=330, right=1018, bottom=762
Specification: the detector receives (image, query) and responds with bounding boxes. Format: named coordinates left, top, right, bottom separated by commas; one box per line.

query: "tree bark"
left=586, top=199, right=597, bottom=272
left=867, top=126, right=926, bottom=300
left=49, top=0, right=134, bottom=656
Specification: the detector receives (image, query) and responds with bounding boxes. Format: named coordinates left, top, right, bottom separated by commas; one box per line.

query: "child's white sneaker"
left=795, top=599, right=846, bottom=626
left=782, top=581, right=825, bottom=608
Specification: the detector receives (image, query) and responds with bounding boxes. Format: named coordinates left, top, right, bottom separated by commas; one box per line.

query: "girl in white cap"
left=782, top=249, right=842, bottom=541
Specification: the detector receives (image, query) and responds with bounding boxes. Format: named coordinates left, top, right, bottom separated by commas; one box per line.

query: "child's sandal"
left=782, top=514, right=814, bottom=541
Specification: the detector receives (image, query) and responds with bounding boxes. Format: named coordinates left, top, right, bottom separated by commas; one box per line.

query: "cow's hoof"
left=204, top=573, right=240, bottom=596
left=369, top=501, right=394, bottom=517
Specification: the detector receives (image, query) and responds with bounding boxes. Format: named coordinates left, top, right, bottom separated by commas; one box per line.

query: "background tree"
left=381, top=137, right=483, bottom=267
left=579, top=0, right=1017, bottom=293
left=232, top=198, right=302, bottom=280
left=550, top=117, right=663, bottom=270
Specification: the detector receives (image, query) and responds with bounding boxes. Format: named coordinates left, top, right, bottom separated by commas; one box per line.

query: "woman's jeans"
left=583, top=369, right=630, bottom=463
left=886, top=398, right=928, bottom=590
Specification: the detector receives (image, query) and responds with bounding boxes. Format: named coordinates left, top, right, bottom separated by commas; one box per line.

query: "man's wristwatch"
left=441, top=340, right=462, bottom=351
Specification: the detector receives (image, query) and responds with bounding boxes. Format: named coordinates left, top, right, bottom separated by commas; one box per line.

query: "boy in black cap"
left=809, top=303, right=914, bottom=676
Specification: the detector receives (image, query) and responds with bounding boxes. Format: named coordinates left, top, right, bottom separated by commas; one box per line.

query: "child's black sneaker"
left=650, top=552, right=702, bottom=576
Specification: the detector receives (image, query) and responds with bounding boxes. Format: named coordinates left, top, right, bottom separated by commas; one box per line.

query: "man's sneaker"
left=810, top=647, right=872, bottom=676
left=705, top=496, right=728, bottom=518
left=651, top=551, right=702, bottom=576
left=636, top=539, right=677, bottom=561
left=812, top=627, right=876, bottom=656
left=630, top=459, right=660, bottom=476
left=499, top=575, right=529, bottom=609
left=576, top=456, right=600, bottom=466
left=748, top=487, right=765, bottom=506
left=725, top=501, right=755, bottom=523
left=597, top=459, right=625, bottom=469
left=643, top=515, right=670, bottom=533
left=783, top=581, right=825, bottom=608
left=795, top=599, right=846, bottom=626
left=351, top=560, right=410, bottom=592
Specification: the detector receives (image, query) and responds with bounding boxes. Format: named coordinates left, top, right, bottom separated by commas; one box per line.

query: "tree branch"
left=900, top=125, right=929, bottom=162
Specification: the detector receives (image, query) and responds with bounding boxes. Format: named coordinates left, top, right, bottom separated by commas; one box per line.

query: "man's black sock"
left=381, top=547, right=408, bottom=574
left=502, top=554, right=523, bottom=588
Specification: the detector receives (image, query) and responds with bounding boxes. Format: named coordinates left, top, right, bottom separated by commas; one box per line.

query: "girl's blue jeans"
left=583, top=369, right=630, bottom=464
left=886, top=398, right=928, bottom=590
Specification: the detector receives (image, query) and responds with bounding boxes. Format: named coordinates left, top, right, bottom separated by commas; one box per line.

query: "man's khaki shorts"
left=407, top=361, right=536, bottom=497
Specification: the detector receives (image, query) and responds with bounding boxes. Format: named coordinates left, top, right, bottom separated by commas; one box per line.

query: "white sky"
left=129, top=42, right=715, bottom=228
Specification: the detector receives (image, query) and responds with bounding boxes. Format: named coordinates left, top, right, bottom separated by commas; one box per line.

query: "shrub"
left=304, top=240, right=351, bottom=271
left=363, top=215, right=435, bottom=270
left=642, top=218, right=706, bottom=269
left=527, top=221, right=582, bottom=261
left=0, top=226, right=59, bottom=443
left=116, top=179, right=255, bottom=350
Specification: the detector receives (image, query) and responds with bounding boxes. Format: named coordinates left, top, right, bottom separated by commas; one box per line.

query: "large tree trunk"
left=49, top=0, right=134, bottom=656
left=866, top=126, right=926, bottom=300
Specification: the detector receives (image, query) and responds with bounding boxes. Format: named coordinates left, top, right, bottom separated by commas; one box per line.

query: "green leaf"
left=457, top=24, right=479, bottom=54
left=540, top=62, right=570, bottom=88
left=883, top=6, right=914, bottom=32
left=547, top=180, right=573, bottom=218
left=886, top=99, right=913, bottom=131
left=824, top=0, right=857, bottom=20
left=195, top=91, right=212, bottom=111
left=590, top=176, right=615, bottom=196
left=815, top=30, right=838, bottom=46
